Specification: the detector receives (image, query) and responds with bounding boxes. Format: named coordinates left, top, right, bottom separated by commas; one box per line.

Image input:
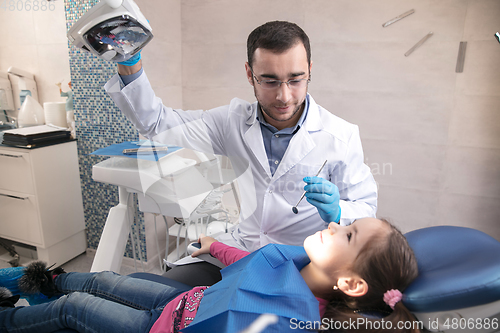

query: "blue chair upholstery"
left=403, top=226, right=500, bottom=312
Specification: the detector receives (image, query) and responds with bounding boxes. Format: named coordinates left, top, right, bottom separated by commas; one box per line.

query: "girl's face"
left=303, top=218, right=387, bottom=280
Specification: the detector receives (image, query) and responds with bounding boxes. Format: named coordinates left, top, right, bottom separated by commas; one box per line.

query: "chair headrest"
left=403, top=226, right=500, bottom=312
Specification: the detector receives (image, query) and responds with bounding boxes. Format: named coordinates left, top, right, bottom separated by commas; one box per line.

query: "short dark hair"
left=247, top=21, right=311, bottom=69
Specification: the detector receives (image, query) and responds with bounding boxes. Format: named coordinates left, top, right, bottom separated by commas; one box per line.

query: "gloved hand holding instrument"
left=291, top=160, right=341, bottom=223
left=303, top=176, right=341, bottom=224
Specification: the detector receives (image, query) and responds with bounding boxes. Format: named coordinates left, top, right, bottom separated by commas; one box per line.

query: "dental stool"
left=403, top=226, right=500, bottom=332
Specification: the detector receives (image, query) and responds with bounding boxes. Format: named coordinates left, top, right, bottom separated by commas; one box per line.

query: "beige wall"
left=136, top=0, right=184, bottom=109
left=0, top=1, right=71, bottom=106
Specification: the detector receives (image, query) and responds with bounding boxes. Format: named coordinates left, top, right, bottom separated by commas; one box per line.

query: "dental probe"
left=292, top=160, right=328, bottom=214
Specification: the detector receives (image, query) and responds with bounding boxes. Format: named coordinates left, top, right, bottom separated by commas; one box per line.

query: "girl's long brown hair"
left=323, top=219, right=420, bottom=333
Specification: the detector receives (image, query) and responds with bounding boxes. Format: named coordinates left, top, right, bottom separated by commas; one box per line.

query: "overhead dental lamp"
left=67, top=0, right=153, bottom=62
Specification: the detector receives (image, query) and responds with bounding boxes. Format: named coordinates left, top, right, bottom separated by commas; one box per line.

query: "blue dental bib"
left=182, top=244, right=321, bottom=332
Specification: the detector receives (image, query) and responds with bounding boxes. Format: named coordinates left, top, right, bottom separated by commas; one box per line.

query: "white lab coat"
left=105, top=71, right=377, bottom=252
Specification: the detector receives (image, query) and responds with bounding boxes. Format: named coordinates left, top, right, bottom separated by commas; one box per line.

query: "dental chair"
left=403, top=226, right=500, bottom=332
left=129, top=225, right=500, bottom=333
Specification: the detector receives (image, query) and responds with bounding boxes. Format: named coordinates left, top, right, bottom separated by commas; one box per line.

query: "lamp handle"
left=105, top=0, right=123, bottom=9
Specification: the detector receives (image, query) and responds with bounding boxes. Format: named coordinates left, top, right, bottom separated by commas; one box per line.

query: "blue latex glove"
left=118, top=51, right=141, bottom=66
left=303, top=176, right=341, bottom=223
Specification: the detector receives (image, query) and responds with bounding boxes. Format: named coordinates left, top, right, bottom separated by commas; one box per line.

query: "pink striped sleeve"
left=210, top=241, right=250, bottom=266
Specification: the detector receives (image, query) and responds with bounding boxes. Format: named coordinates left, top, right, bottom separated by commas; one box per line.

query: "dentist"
left=105, top=21, right=377, bottom=285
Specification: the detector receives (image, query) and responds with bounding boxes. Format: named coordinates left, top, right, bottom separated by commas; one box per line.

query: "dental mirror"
left=292, top=160, right=327, bottom=214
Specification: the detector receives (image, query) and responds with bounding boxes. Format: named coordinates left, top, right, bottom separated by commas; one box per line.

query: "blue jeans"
left=0, top=271, right=190, bottom=333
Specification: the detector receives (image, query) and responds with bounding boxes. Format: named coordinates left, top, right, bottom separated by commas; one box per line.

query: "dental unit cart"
left=91, top=146, right=236, bottom=273
left=0, top=140, right=86, bottom=266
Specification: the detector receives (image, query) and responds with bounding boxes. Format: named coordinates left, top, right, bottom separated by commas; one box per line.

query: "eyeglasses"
left=251, top=69, right=310, bottom=90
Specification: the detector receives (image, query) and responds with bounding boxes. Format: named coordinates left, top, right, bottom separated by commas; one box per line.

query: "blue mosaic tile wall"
left=64, top=0, right=146, bottom=260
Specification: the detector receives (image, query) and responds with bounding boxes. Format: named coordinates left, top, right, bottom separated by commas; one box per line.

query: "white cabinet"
left=0, top=140, right=86, bottom=265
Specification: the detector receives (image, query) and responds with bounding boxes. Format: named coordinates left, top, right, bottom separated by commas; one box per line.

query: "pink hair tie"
left=383, top=289, right=403, bottom=310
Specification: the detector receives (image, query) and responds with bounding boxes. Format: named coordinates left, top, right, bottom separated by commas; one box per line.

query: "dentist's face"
left=303, top=218, right=388, bottom=279
left=245, top=43, right=312, bottom=131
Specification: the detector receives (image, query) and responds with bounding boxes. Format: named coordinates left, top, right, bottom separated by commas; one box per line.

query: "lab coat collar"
left=245, top=101, right=258, bottom=126
left=243, top=113, right=273, bottom=177
left=302, top=94, right=324, bottom=132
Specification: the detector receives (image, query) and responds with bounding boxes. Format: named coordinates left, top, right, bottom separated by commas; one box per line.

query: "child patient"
left=0, top=218, right=419, bottom=333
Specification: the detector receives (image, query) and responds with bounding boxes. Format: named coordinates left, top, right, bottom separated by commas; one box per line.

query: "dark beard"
left=259, top=101, right=304, bottom=124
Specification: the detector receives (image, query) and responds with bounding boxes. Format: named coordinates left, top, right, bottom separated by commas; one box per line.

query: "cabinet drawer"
left=0, top=150, right=34, bottom=194
left=0, top=191, right=42, bottom=245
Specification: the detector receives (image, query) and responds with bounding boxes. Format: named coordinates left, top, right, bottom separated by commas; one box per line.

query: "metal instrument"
left=405, top=32, right=433, bottom=57
left=292, top=160, right=327, bottom=214
left=382, top=9, right=415, bottom=28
